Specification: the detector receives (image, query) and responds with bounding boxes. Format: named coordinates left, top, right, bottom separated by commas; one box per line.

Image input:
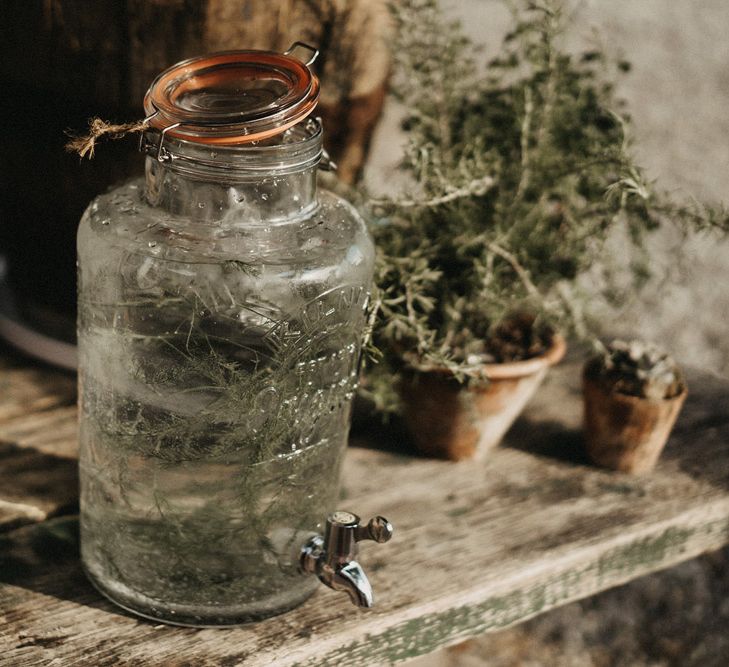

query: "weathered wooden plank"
left=0, top=354, right=76, bottom=530
left=0, top=406, right=78, bottom=460
left=0, top=441, right=78, bottom=532
left=0, top=357, right=77, bottom=531
left=1, top=356, right=729, bottom=665
left=0, top=357, right=75, bottom=426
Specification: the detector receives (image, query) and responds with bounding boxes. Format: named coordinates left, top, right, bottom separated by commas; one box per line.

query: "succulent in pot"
left=583, top=340, right=687, bottom=474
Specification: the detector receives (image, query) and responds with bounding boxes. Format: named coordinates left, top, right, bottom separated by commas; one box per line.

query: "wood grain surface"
left=0, top=355, right=76, bottom=531
left=1, top=350, right=729, bottom=666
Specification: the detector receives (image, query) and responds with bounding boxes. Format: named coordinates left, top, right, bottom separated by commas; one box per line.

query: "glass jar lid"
left=143, top=44, right=320, bottom=146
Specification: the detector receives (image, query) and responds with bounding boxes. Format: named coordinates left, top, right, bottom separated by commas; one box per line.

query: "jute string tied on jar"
left=66, top=117, right=150, bottom=159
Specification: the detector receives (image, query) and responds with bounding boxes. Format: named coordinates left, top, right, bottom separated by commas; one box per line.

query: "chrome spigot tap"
left=299, top=511, right=393, bottom=608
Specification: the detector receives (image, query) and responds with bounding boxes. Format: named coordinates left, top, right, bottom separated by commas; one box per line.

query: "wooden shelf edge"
left=284, top=500, right=729, bottom=666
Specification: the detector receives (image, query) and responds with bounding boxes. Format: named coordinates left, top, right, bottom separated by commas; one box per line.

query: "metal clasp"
left=138, top=107, right=182, bottom=163
left=155, top=122, right=181, bottom=162
left=319, top=147, right=338, bottom=172
left=285, top=41, right=320, bottom=67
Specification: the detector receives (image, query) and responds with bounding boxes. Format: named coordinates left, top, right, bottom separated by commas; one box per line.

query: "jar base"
left=83, top=563, right=319, bottom=627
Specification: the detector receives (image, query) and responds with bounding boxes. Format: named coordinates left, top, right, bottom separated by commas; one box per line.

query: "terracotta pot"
left=582, top=370, right=688, bottom=474
left=399, top=336, right=566, bottom=461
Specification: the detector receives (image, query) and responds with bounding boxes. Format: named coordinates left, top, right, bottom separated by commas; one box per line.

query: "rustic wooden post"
left=204, top=0, right=392, bottom=183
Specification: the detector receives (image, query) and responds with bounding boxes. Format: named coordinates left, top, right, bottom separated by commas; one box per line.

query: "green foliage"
left=365, top=0, right=728, bottom=408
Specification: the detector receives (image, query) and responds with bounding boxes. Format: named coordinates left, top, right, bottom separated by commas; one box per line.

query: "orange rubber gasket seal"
left=143, top=50, right=320, bottom=145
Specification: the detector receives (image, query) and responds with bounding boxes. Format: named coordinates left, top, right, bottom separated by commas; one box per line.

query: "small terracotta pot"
left=399, top=335, right=566, bottom=461
left=582, top=370, right=687, bottom=474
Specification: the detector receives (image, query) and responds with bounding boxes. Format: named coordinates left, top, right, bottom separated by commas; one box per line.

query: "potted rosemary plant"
left=583, top=340, right=687, bottom=474
left=364, top=0, right=725, bottom=460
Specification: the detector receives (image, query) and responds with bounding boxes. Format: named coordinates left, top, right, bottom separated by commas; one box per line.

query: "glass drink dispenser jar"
left=77, top=45, right=392, bottom=626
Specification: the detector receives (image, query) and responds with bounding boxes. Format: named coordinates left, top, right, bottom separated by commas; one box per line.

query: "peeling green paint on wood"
left=295, top=517, right=729, bottom=666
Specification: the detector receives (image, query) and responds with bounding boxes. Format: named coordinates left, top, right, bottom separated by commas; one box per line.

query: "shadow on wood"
left=0, top=442, right=78, bottom=531
left=503, top=417, right=591, bottom=468
left=0, top=516, right=143, bottom=623
left=350, top=395, right=424, bottom=459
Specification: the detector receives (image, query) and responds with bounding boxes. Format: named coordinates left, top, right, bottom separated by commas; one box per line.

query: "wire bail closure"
left=138, top=111, right=179, bottom=163
left=284, top=41, right=320, bottom=66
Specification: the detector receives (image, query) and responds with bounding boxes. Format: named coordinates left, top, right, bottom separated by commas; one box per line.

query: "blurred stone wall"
left=365, top=0, right=729, bottom=377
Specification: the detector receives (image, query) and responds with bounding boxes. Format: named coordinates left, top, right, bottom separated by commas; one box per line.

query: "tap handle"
left=326, top=511, right=393, bottom=543
left=325, top=512, right=393, bottom=559
left=355, top=516, right=394, bottom=544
